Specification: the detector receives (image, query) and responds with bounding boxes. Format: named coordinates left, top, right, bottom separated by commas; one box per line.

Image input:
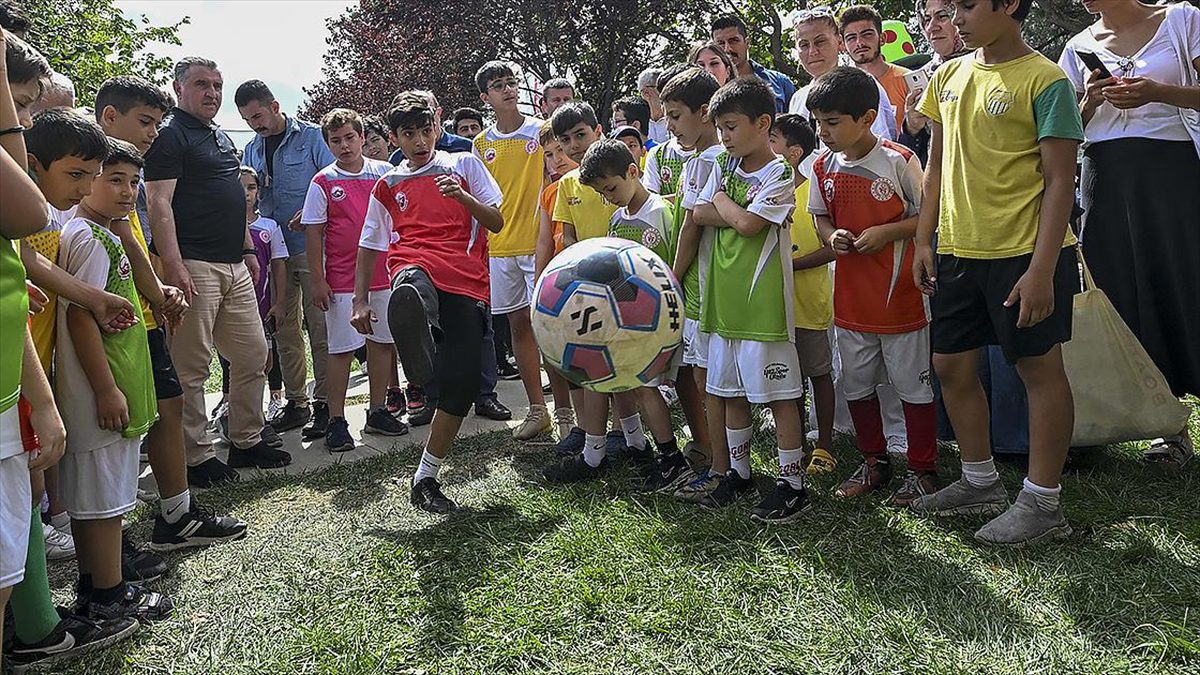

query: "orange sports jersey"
left=539, top=180, right=564, bottom=254
left=809, top=139, right=927, bottom=334
left=474, top=117, right=544, bottom=258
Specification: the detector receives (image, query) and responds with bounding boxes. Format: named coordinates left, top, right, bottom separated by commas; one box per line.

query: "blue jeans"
left=422, top=311, right=499, bottom=406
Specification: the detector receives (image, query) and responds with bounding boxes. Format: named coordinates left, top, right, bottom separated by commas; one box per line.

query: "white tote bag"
left=1063, top=252, right=1191, bottom=447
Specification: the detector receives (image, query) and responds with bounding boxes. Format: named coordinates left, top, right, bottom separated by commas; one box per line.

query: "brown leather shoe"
left=888, top=470, right=938, bottom=508
left=834, top=457, right=892, bottom=499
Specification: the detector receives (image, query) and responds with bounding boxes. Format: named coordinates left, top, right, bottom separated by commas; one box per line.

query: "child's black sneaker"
left=408, top=405, right=435, bottom=427
left=410, top=477, right=457, bottom=514
left=301, top=401, right=330, bottom=440
left=84, top=582, right=173, bottom=623
left=543, top=453, right=608, bottom=484
left=699, top=470, right=756, bottom=509
left=642, top=451, right=696, bottom=493
left=8, top=612, right=140, bottom=672
left=750, top=480, right=811, bottom=525
left=121, top=534, right=167, bottom=583
left=388, top=274, right=437, bottom=385
left=149, top=505, right=247, bottom=552
left=324, top=417, right=355, bottom=453
left=364, top=407, right=409, bottom=436
left=554, top=427, right=586, bottom=457
left=228, top=440, right=292, bottom=468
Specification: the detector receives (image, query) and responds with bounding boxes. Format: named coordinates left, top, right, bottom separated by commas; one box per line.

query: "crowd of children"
left=1, top=0, right=1177, bottom=669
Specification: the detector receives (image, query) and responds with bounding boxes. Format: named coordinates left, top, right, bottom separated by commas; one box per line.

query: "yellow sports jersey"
left=474, top=117, right=544, bottom=257
left=127, top=210, right=157, bottom=330
left=24, top=213, right=63, bottom=372
left=790, top=180, right=832, bottom=331
left=552, top=168, right=618, bottom=242
left=918, top=52, right=1084, bottom=259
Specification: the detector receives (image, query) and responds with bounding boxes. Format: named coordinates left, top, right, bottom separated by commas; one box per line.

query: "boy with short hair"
left=911, top=0, right=1083, bottom=545
left=806, top=67, right=936, bottom=506
left=769, top=113, right=837, bottom=475
left=354, top=92, right=503, bottom=513
left=692, top=77, right=810, bottom=523
left=473, top=61, right=551, bottom=440
left=56, top=138, right=172, bottom=621
left=362, top=115, right=393, bottom=162
left=303, top=108, right=407, bottom=452
left=611, top=96, right=653, bottom=149
left=611, top=125, right=646, bottom=167
left=839, top=4, right=910, bottom=135
left=453, top=107, right=484, bottom=139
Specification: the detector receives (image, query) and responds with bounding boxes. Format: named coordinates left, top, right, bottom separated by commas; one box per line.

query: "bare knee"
left=933, top=351, right=980, bottom=391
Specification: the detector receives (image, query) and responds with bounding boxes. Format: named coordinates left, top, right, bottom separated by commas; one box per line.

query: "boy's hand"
left=96, top=386, right=129, bottom=432
left=26, top=404, right=66, bottom=471
left=288, top=210, right=304, bottom=232
left=87, top=288, right=137, bottom=334
left=350, top=296, right=375, bottom=335
left=26, top=281, right=48, bottom=315
left=829, top=229, right=855, bottom=255
left=109, top=217, right=134, bottom=240
left=912, top=243, right=936, bottom=296
left=312, top=277, right=332, bottom=312
left=243, top=253, right=260, bottom=286
left=853, top=226, right=889, bottom=256
left=1004, top=269, right=1055, bottom=328
left=159, top=285, right=188, bottom=328
left=435, top=174, right=467, bottom=202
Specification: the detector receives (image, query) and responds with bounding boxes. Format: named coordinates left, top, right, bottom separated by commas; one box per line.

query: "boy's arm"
left=19, top=242, right=137, bottom=332
left=437, top=176, right=502, bottom=232
left=349, top=247, right=380, bottom=336
left=67, top=303, right=128, bottom=431
left=709, top=191, right=774, bottom=236
left=109, top=217, right=166, bottom=308
left=0, top=152, right=46, bottom=238
left=913, top=122, right=943, bottom=295
left=535, top=202, right=554, bottom=277
left=305, top=222, right=331, bottom=311
left=793, top=245, right=835, bottom=271
left=21, top=326, right=65, bottom=470
left=853, top=216, right=919, bottom=256
left=672, top=210, right=701, bottom=282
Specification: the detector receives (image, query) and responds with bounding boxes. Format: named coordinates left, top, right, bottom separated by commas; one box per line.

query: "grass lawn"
left=41, top=409, right=1200, bottom=675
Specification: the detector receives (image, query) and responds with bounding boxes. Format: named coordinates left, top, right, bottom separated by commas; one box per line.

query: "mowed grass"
left=38, top=403, right=1200, bottom=675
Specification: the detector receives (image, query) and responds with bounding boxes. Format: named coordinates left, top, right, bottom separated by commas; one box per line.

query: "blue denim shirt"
left=242, top=115, right=335, bottom=254
left=751, top=61, right=797, bottom=114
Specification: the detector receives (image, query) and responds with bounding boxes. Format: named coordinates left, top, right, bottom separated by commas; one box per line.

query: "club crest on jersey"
left=823, top=178, right=836, bottom=202
left=117, top=256, right=132, bottom=280
left=395, top=191, right=409, bottom=211
left=642, top=227, right=662, bottom=250
left=660, top=166, right=673, bottom=186
left=985, top=89, right=1014, bottom=117
left=746, top=184, right=761, bottom=202
left=524, top=139, right=539, bottom=154
left=330, top=186, right=347, bottom=202
left=870, top=178, right=896, bottom=202
left=258, top=230, right=271, bottom=244
left=483, top=148, right=497, bottom=163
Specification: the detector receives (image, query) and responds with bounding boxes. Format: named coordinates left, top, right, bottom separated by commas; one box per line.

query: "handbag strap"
left=1075, top=245, right=1097, bottom=292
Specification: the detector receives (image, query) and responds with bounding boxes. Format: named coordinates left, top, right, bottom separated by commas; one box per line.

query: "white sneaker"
left=886, top=435, right=908, bottom=458
left=44, top=524, right=76, bottom=561
left=266, top=396, right=284, bottom=421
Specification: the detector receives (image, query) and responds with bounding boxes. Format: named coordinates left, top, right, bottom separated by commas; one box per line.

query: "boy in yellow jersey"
left=911, top=0, right=1083, bottom=546
left=769, top=113, right=837, bottom=475
left=473, top=61, right=551, bottom=441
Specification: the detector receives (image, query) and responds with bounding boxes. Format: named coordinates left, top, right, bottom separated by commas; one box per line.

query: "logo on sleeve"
left=985, top=89, right=1014, bottom=117
left=330, top=186, right=346, bottom=202
left=483, top=148, right=497, bottom=163
left=870, top=178, right=896, bottom=202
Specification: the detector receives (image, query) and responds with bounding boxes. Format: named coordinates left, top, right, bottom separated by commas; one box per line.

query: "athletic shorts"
left=932, top=247, right=1078, bottom=364
left=0, top=404, right=29, bottom=588
left=681, top=318, right=710, bottom=368
left=489, top=255, right=536, bottom=315
left=706, top=334, right=805, bottom=404
left=58, top=437, right=139, bottom=520
left=794, top=327, right=833, bottom=379
left=326, top=290, right=393, bottom=355
left=147, top=327, right=183, bottom=400
left=836, top=326, right=933, bottom=404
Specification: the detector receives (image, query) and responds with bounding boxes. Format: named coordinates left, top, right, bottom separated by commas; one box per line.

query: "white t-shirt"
left=788, top=79, right=898, bottom=142
left=1059, top=4, right=1200, bottom=145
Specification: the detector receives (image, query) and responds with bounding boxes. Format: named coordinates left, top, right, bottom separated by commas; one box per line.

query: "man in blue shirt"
left=236, top=79, right=335, bottom=438
left=711, top=15, right=797, bottom=113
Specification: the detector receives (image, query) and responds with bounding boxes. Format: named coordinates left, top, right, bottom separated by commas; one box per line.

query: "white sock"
left=1022, top=477, right=1062, bottom=511
left=619, top=413, right=646, bottom=451
left=49, top=511, right=70, bottom=531
left=160, top=490, right=191, bottom=524
left=412, top=450, right=444, bottom=485
left=961, top=458, right=999, bottom=488
left=583, top=434, right=606, bottom=468
left=727, top=426, right=753, bottom=479
left=778, top=447, right=805, bottom=490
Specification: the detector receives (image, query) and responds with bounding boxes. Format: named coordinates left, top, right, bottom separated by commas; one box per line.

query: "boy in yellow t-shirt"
left=769, top=114, right=837, bottom=475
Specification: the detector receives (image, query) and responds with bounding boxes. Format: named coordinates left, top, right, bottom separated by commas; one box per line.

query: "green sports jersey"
left=610, top=193, right=674, bottom=262
left=643, top=139, right=695, bottom=198
left=0, top=240, right=27, bottom=415
left=697, top=151, right=796, bottom=342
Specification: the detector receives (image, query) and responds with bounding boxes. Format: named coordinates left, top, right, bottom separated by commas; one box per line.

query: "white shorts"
left=490, top=255, right=536, bottom=315
left=1, top=450, right=31, bottom=588
left=835, top=326, right=934, bottom=404
left=326, top=290, right=393, bottom=355
left=706, top=334, right=805, bottom=404
left=681, top=318, right=710, bottom=368
left=59, top=438, right=139, bottom=520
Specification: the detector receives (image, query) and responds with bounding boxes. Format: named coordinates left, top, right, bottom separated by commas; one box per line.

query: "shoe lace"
left=848, top=461, right=872, bottom=485
left=898, top=471, right=928, bottom=496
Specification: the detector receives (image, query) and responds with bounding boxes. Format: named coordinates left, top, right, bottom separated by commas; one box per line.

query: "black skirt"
left=1081, top=138, right=1200, bottom=398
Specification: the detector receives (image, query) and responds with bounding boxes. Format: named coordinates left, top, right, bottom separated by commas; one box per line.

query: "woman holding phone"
left=899, top=0, right=971, bottom=164
left=1060, top=0, right=1200, bottom=466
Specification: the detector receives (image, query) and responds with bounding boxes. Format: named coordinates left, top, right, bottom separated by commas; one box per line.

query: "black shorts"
left=147, top=326, right=183, bottom=400
left=931, top=247, right=1079, bottom=364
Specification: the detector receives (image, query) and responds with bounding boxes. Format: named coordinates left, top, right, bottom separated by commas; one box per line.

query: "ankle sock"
left=91, top=581, right=127, bottom=605
left=727, top=426, right=753, bottom=479
left=583, top=434, right=606, bottom=468
left=49, top=511, right=69, bottom=531
left=961, top=458, right=999, bottom=488
left=619, top=414, right=647, bottom=451
left=160, top=489, right=191, bottom=524
left=1022, top=477, right=1062, bottom=511
left=412, top=450, right=444, bottom=485
left=10, top=506, right=63, bottom=644
left=846, top=397, right=886, bottom=458
left=778, top=447, right=805, bottom=490
left=656, top=438, right=679, bottom=458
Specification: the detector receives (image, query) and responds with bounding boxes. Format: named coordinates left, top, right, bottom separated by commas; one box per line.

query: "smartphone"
left=1076, top=51, right=1113, bottom=80
left=904, top=68, right=930, bottom=93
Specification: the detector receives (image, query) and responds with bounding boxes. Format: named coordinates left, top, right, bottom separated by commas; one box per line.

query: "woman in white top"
left=1060, top=0, right=1200, bottom=465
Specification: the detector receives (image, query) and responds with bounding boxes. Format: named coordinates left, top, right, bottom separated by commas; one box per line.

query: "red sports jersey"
left=809, top=139, right=927, bottom=334
left=360, top=151, right=503, bottom=303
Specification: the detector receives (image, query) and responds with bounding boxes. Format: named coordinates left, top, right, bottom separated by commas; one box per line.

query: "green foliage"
left=19, top=0, right=186, bottom=106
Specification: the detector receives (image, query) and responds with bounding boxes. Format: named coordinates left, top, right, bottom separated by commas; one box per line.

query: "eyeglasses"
left=488, top=79, right=520, bottom=92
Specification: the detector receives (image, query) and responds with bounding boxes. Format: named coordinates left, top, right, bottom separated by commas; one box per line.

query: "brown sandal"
left=1144, top=434, right=1195, bottom=467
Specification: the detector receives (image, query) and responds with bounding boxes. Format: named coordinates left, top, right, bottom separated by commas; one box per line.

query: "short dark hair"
left=550, top=101, right=598, bottom=137
left=771, top=113, right=817, bottom=156
left=541, top=77, right=574, bottom=98
left=711, top=14, right=747, bottom=36
left=475, top=60, right=516, bottom=93
left=660, top=67, right=719, bottom=113
left=579, top=139, right=636, bottom=186
left=612, top=126, right=644, bottom=145
left=234, top=79, right=274, bottom=108
left=612, top=96, right=650, bottom=133
left=708, top=76, right=776, bottom=124
left=0, top=1, right=31, bottom=35
left=838, top=5, right=883, bottom=34
left=95, top=76, right=172, bottom=118
left=27, top=108, right=110, bottom=168
left=320, top=108, right=364, bottom=140
left=656, top=63, right=692, bottom=92
left=3, top=33, right=50, bottom=88
left=387, top=92, right=434, bottom=132
left=805, top=66, right=878, bottom=120
left=363, top=114, right=389, bottom=139
left=452, top=107, right=483, bottom=128
left=104, top=137, right=144, bottom=170
left=996, top=0, right=1034, bottom=22
left=688, top=42, right=734, bottom=74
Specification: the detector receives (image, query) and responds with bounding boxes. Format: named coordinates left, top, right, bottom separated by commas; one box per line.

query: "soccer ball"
left=532, top=237, right=683, bottom=393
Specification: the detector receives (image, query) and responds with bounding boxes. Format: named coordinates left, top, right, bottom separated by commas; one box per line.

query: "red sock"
left=847, top=397, right=886, bottom=458
left=902, top=401, right=938, bottom=473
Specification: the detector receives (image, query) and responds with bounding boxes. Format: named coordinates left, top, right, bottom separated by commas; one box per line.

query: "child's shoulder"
left=879, top=139, right=917, bottom=164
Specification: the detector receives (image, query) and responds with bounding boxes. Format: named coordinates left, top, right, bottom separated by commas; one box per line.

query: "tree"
left=19, top=0, right=187, bottom=106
